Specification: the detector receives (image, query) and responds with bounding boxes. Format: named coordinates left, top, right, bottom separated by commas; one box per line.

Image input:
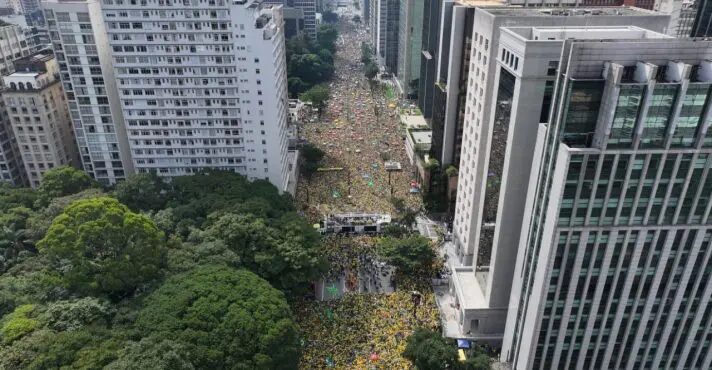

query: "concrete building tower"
left=0, top=23, right=32, bottom=185
left=442, top=13, right=670, bottom=342
left=43, top=0, right=134, bottom=185
left=3, top=50, right=79, bottom=187
left=503, top=33, right=712, bottom=370
left=396, top=0, right=422, bottom=98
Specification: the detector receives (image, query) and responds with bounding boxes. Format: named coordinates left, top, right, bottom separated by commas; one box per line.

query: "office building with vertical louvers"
left=502, top=33, right=712, bottom=370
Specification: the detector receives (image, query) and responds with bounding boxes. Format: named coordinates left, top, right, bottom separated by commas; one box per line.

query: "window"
left=609, top=84, right=644, bottom=148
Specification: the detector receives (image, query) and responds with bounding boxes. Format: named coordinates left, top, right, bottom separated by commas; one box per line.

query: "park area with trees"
left=0, top=166, right=494, bottom=369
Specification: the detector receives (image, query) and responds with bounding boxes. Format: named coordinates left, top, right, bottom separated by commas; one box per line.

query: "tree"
left=378, top=235, right=435, bottom=274
left=1, top=304, right=39, bottom=344
left=288, top=53, right=333, bottom=85
left=37, top=166, right=95, bottom=202
left=425, top=158, right=440, bottom=171
left=1, top=327, right=123, bottom=370
left=361, top=42, right=372, bottom=64
left=0, top=225, right=34, bottom=273
left=41, top=297, right=113, bottom=331
left=403, top=328, right=458, bottom=370
left=317, top=24, right=339, bottom=52
left=364, top=62, right=379, bottom=80
left=0, top=184, right=38, bottom=212
left=300, top=84, right=331, bottom=115
left=25, top=188, right=105, bottom=244
left=106, top=337, right=194, bottom=370
left=115, top=172, right=168, bottom=212
left=135, top=265, right=300, bottom=369
left=300, top=143, right=325, bottom=179
left=446, top=165, right=459, bottom=178
left=203, top=212, right=326, bottom=293
left=288, top=77, right=308, bottom=98
left=37, top=197, right=166, bottom=299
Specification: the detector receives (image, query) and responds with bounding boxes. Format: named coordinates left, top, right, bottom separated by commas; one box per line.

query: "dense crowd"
left=295, top=18, right=422, bottom=222
left=291, top=15, right=444, bottom=370
left=294, top=290, right=440, bottom=369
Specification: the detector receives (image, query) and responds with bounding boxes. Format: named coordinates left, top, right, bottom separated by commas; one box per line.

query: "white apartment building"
left=43, top=0, right=134, bottom=185
left=3, top=50, right=79, bottom=187
left=100, top=0, right=289, bottom=190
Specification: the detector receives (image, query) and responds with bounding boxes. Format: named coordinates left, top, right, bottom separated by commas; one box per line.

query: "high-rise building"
left=674, top=0, right=698, bottom=37
left=43, top=0, right=134, bottom=185
left=99, top=0, right=290, bottom=189
left=265, top=0, right=316, bottom=39
left=416, top=0, right=441, bottom=118
left=372, top=0, right=399, bottom=74
left=502, top=32, right=712, bottom=370
left=396, top=0, right=423, bottom=98
left=0, top=23, right=32, bottom=185
left=451, top=7, right=669, bottom=266
left=3, top=50, right=79, bottom=187
left=361, top=0, right=370, bottom=23
left=440, top=6, right=671, bottom=344
left=692, top=0, right=712, bottom=36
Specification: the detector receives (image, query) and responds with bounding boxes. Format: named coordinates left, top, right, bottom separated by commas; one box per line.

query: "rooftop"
left=503, top=25, right=671, bottom=41
left=411, top=131, right=432, bottom=146
left=400, top=113, right=428, bottom=129
left=484, top=6, right=658, bottom=17
left=454, top=0, right=505, bottom=7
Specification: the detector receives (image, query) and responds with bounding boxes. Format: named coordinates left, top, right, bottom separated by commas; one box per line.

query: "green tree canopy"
left=115, top=172, right=168, bottom=212
left=37, top=197, right=166, bottom=299
left=364, top=62, right=379, bottom=80
left=317, top=24, right=339, bottom=52
left=378, top=235, right=435, bottom=274
left=300, top=143, right=325, bottom=179
left=0, top=184, right=38, bottom=211
left=37, top=166, right=95, bottom=202
left=288, top=53, right=333, bottom=85
left=106, top=337, right=194, bottom=370
left=403, top=328, right=458, bottom=370
left=136, top=265, right=300, bottom=369
left=288, top=77, right=308, bottom=97
left=300, top=84, right=331, bottom=113
left=203, top=212, right=326, bottom=293
left=361, top=42, right=372, bottom=64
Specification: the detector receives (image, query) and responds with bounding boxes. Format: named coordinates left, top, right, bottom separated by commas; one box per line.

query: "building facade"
left=452, top=7, right=669, bottom=267
left=372, top=0, right=399, bottom=74
left=43, top=0, right=133, bottom=185
left=692, top=0, right=712, bottom=36
left=397, top=0, right=423, bottom=98
left=503, top=35, right=712, bottom=370
left=417, top=0, right=443, bottom=119
left=99, top=0, right=289, bottom=190
left=0, top=23, right=31, bottom=185
left=265, top=0, right=317, bottom=39
left=3, top=50, right=79, bottom=187
left=441, top=8, right=671, bottom=348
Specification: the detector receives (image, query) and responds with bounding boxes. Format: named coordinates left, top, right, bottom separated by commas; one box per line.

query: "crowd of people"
left=295, top=17, right=422, bottom=222
left=292, top=12, right=445, bottom=369
left=294, top=285, right=440, bottom=369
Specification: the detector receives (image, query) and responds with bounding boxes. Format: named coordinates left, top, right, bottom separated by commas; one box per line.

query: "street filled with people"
left=295, top=18, right=422, bottom=222
left=292, top=13, right=442, bottom=370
